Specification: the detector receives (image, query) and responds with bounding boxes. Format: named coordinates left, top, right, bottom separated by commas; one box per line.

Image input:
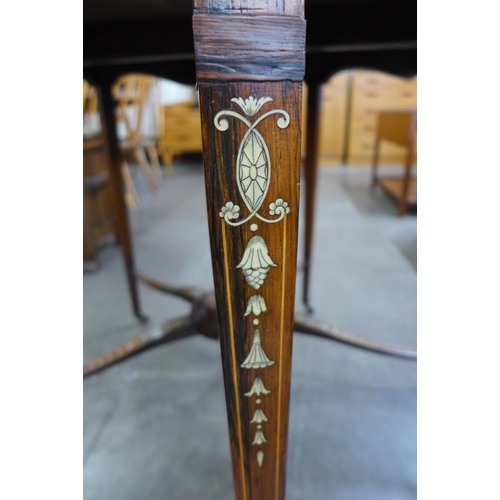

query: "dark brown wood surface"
left=97, top=86, right=147, bottom=321
left=199, top=81, right=302, bottom=500
left=195, top=3, right=304, bottom=498
left=193, top=14, right=306, bottom=81
left=302, top=83, right=320, bottom=311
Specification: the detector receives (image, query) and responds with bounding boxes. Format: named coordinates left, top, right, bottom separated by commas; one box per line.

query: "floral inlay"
left=219, top=201, right=240, bottom=220
left=269, top=198, right=290, bottom=216
left=245, top=377, right=271, bottom=397
left=214, top=95, right=291, bottom=226
left=250, top=409, right=268, bottom=424
left=252, top=429, right=267, bottom=446
left=244, top=295, right=268, bottom=316
left=237, top=236, right=277, bottom=289
left=231, top=96, right=273, bottom=116
left=241, top=330, right=275, bottom=369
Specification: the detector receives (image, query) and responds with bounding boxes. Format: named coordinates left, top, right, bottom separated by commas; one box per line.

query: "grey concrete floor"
left=83, top=161, right=416, bottom=500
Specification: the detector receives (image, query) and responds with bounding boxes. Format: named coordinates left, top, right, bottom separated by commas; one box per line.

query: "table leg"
left=97, top=85, right=147, bottom=322
left=194, top=3, right=305, bottom=498
left=302, top=83, right=321, bottom=313
left=399, top=113, right=417, bottom=216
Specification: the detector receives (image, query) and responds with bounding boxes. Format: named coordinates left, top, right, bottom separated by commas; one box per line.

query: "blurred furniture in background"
left=318, top=70, right=417, bottom=166
left=113, top=75, right=162, bottom=196
left=84, top=0, right=416, bottom=320
left=83, top=82, right=117, bottom=270
left=371, top=110, right=417, bottom=215
left=158, top=99, right=202, bottom=167
left=316, top=74, right=349, bottom=166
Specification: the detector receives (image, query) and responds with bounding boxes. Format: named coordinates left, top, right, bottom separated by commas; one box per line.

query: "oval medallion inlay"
left=237, top=130, right=270, bottom=212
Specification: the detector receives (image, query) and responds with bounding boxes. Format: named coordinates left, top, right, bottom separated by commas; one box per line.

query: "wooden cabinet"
left=318, top=72, right=349, bottom=165
left=83, top=135, right=117, bottom=270
left=318, top=70, right=417, bottom=166
left=348, top=70, right=416, bottom=165
left=158, top=100, right=203, bottom=166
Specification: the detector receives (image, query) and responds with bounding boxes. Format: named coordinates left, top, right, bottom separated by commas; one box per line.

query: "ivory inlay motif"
left=215, top=96, right=292, bottom=467
left=245, top=377, right=271, bottom=397
left=215, top=96, right=291, bottom=226
left=241, top=330, right=275, bottom=369
left=257, top=450, right=264, bottom=467
left=250, top=409, right=268, bottom=424
left=237, top=236, right=277, bottom=289
left=252, top=429, right=267, bottom=446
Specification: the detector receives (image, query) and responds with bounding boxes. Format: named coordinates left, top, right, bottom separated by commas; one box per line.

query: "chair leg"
left=145, top=142, right=164, bottom=184
left=134, top=146, right=159, bottom=192
left=371, top=136, right=381, bottom=189
left=194, top=3, right=305, bottom=498
left=121, top=160, right=139, bottom=208
left=160, top=148, right=175, bottom=176
left=399, top=114, right=417, bottom=216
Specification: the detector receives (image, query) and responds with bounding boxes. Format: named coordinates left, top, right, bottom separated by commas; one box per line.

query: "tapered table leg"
left=193, top=2, right=305, bottom=499
left=302, top=83, right=321, bottom=313
left=97, top=85, right=147, bottom=322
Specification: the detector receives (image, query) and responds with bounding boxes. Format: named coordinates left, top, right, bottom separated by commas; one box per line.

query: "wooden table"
left=84, top=2, right=416, bottom=498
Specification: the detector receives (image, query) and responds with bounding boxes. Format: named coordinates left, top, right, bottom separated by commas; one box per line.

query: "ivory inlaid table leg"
left=193, top=2, right=305, bottom=499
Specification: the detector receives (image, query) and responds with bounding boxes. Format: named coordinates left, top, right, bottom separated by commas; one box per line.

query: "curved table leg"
left=83, top=290, right=416, bottom=380
left=83, top=316, right=197, bottom=377
left=135, top=271, right=203, bottom=303
left=294, top=313, right=417, bottom=360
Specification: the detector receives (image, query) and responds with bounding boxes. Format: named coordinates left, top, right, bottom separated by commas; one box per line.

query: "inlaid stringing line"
left=275, top=216, right=287, bottom=498
left=222, top=221, right=248, bottom=500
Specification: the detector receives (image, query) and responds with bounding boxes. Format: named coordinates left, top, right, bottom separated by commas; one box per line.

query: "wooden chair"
left=113, top=75, right=161, bottom=194
left=371, top=110, right=417, bottom=215
left=137, top=76, right=170, bottom=177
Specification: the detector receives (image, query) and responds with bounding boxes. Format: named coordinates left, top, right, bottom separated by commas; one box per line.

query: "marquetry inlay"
left=214, top=94, right=294, bottom=468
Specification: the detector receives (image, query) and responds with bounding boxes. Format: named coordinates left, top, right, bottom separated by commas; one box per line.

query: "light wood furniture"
left=316, top=70, right=417, bottom=166
left=113, top=75, right=162, bottom=194
left=83, top=82, right=117, bottom=269
left=83, top=136, right=117, bottom=270
left=158, top=100, right=203, bottom=167
left=347, top=71, right=417, bottom=165
left=372, top=110, right=417, bottom=215
left=317, top=72, right=349, bottom=165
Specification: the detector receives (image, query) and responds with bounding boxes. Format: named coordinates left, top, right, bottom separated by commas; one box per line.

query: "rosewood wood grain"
left=193, top=14, right=306, bottom=82
left=199, top=81, right=302, bottom=500
left=194, top=3, right=304, bottom=498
